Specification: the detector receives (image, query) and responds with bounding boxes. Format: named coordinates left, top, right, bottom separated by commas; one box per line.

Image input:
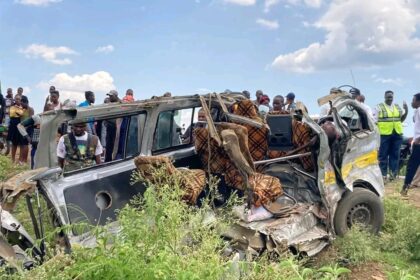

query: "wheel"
left=333, top=188, right=384, bottom=236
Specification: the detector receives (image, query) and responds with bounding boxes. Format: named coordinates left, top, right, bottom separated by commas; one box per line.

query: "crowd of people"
left=0, top=86, right=139, bottom=169
left=0, top=86, right=418, bottom=197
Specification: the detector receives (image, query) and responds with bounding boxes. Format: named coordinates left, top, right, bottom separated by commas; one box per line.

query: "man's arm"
left=94, top=136, right=104, bottom=164
left=56, top=136, right=66, bottom=169
left=17, top=117, right=35, bottom=143
left=95, top=155, right=101, bottom=165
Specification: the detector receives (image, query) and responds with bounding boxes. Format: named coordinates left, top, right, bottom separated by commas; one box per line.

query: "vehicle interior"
left=146, top=98, right=324, bottom=208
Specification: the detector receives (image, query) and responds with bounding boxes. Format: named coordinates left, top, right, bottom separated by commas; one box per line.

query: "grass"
left=1, top=155, right=419, bottom=279
left=329, top=194, right=420, bottom=279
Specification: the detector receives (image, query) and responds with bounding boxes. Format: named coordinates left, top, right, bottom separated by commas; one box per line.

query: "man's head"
left=259, top=94, right=270, bottom=105
left=349, top=88, right=361, bottom=99
left=126, top=89, right=134, bottom=96
left=85, top=91, right=95, bottom=104
left=50, top=90, right=60, bottom=104
left=6, top=88, right=13, bottom=98
left=163, top=92, right=171, bottom=97
left=357, top=94, right=365, bottom=103
left=49, top=86, right=56, bottom=94
left=286, top=92, right=295, bottom=104
left=21, top=95, right=29, bottom=109
left=384, top=90, right=394, bottom=105
left=198, top=108, right=206, bottom=122
left=273, top=95, right=284, bottom=111
left=107, top=90, right=119, bottom=102
left=242, top=90, right=251, bottom=99
left=256, top=90, right=263, bottom=101
left=72, top=122, right=87, bottom=137
left=412, top=93, right=420, bottom=109
left=14, top=95, right=22, bottom=106
left=17, top=87, right=23, bottom=95
left=104, top=97, right=110, bottom=104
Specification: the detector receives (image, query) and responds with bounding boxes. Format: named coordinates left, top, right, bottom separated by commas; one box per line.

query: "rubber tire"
left=333, top=188, right=384, bottom=236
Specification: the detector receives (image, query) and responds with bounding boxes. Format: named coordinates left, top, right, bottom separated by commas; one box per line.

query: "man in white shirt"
left=57, top=122, right=103, bottom=172
left=401, top=93, right=420, bottom=195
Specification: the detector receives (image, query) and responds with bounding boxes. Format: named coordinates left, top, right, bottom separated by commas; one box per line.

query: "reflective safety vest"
left=377, top=103, right=403, bottom=135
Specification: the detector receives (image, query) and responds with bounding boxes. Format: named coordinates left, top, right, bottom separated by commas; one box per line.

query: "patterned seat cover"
left=231, top=100, right=269, bottom=161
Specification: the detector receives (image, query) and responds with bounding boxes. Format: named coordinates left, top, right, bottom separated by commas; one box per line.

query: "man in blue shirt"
left=78, top=91, right=96, bottom=134
left=78, top=91, right=95, bottom=107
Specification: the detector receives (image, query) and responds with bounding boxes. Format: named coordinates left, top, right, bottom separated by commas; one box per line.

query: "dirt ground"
left=348, top=262, right=386, bottom=280
left=384, top=179, right=420, bottom=209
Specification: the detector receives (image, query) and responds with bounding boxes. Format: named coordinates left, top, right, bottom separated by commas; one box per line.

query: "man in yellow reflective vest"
left=373, top=90, right=408, bottom=180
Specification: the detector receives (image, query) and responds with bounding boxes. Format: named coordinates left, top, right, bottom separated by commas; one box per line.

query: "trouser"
left=31, top=142, right=38, bottom=169
left=404, top=143, right=420, bottom=186
left=378, top=132, right=403, bottom=177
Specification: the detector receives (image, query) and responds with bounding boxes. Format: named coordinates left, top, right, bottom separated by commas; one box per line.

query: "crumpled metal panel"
left=232, top=203, right=331, bottom=256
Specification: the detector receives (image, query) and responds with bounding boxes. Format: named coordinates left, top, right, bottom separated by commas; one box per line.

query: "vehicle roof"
left=43, top=92, right=246, bottom=121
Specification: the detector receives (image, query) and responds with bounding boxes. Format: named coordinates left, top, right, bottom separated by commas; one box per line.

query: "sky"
left=0, top=0, right=419, bottom=135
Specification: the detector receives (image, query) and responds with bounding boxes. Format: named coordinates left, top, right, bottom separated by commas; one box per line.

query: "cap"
left=286, top=92, right=295, bottom=99
left=349, top=88, right=361, bottom=96
left=107, top=90, right=118, bottom=97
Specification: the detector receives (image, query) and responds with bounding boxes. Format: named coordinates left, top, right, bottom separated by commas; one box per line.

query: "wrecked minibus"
left=0, top=90, right=384, bottom=267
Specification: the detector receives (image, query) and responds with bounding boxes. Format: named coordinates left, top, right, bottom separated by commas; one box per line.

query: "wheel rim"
left=346, top=203, right=372, bottom=228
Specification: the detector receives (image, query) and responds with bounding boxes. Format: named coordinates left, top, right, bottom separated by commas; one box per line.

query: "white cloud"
left=265, top=0, right=322, bottom=11
left=95, top=45, right=114, bottom=54
left=256, top=18, right=279, bottom=30
left=224, top=0, right=256, bottom=6
left=371, top=74, right=404, bottom=86
left=303, top=0, right=322, bottom=8
left=264, top=0, right=279, bottom=12
left=20, top=44, right=77, bottom=65
left=15, top=0, right=62, bottom=6
left=302, top=21, right=311, bottom=27
left=272, top=0, right=420, bottom=73
left=37, top=71, right=116, bottom=102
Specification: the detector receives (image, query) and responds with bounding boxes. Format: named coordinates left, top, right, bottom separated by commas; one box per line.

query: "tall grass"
left=1, top=166, right=351, bottom=279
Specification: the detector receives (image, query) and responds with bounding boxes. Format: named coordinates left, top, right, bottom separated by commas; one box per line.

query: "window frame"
left=63, top=111, right=147, bottom=176
left=152, top=106, right=200, bottom=154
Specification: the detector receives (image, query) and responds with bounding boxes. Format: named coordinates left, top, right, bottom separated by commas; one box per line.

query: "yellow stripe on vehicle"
left=324, top=150, right=378, bottom=186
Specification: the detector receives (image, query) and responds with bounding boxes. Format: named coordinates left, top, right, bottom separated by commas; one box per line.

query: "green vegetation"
left=1, top=155, right=419, bottom=279
left=331, top=196, right=420, bottom=278
left=0, top=156, right=28, bottom=181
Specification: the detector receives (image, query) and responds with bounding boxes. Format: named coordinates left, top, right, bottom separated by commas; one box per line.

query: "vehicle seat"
left=267, top=111, right=315, bottom=172
left=134, top=156, right=206, bottom=205
left=194, top=122, right=283, bottom=207
left=231, top=100, right=269, bottom=161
